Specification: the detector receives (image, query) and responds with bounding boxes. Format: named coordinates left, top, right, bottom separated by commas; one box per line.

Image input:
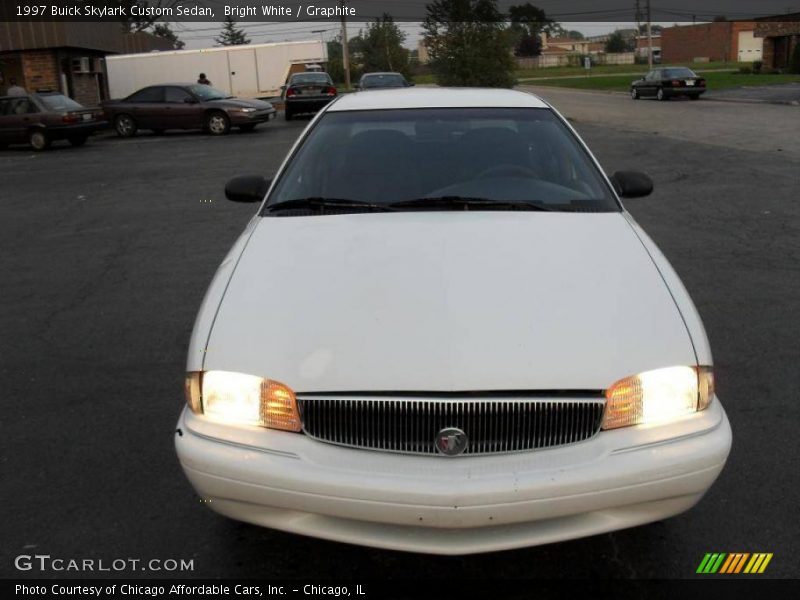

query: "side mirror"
left=225, top=175, right=271, bottom=203
left=610, top=171, right=653, bottom=198
left=408, top=82, right=416, bottom=87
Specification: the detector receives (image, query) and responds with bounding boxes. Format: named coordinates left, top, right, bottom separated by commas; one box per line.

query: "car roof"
left=328, top=87, right=549, bottom=112
left=362, top=72, right=403, bottom=77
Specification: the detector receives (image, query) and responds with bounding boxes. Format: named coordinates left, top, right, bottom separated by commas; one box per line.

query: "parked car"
left=282, top=72, right=337, bottom=120
left=631, top=67, right=707, bottom=101
left=176, top=88, right=731, bottom=555
left=101, top=84, right=276, bottom=137
left=356, top=72, right=413, bottom=90
left=0, top=92, right=105, bottom=151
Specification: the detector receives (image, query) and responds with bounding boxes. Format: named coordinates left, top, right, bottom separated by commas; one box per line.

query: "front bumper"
left=228, top=109, right=276, bottom=125
left=175, top=399, right=731, bottom=554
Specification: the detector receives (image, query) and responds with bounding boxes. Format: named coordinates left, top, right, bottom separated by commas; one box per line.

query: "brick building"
left=661, top=21, right=760, bottom=63
left=754, top=14, right=800, bottom=70
left=0, top=22, right=173, bottom=106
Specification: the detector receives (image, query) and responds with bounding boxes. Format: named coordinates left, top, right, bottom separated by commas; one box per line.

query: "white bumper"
left=175, top=400, right=731, bottom=555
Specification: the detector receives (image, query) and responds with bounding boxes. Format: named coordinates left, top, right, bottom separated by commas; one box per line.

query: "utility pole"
left=340, top=0, right=351, bottom=90
left=646, top=0, right=653, bottom=69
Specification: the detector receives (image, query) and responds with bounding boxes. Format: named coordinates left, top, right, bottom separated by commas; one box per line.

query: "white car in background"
left=176, top=88, right=731, bottom=554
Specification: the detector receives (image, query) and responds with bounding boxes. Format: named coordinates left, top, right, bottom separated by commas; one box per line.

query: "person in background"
left=5, top=77, right=27, bottom=96
left=197, top=73, right=212, bottom=86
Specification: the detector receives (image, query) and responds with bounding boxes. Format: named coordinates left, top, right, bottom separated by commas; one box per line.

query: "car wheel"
left=115, top=114, right=137, bottom=137
left=239, top=124, right=257, bottom=132
left=689, top=94, right=701, bottom=101
left=68, top=135, right=88, bottom=147
left=631, top=87, right=640, bottom=100
left=656, top=87, right=667, bottom=101
left=29, top=129, right=50, bottom=151
left=205, top=111, right=230, bottom=136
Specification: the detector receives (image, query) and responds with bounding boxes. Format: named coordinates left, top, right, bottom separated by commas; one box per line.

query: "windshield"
left=663, top=68, right=697, bottom=78
left=264, top=108, right=618, bottom=214
left=362, top=74, right=406, bottom=88
left=38, top=94, right=83, bottom=111
left=187, top=85, right=229, bottom=100
left=291, top=73, right=331, bottom=85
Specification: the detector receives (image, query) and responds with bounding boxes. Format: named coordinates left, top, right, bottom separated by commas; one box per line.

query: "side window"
left=8, top=98, right=35, bottom=115
left=165, top=87, right=193, bottom=103
left=127, top=87, right=164, bottom=103
left=0, top=99, right=10, bottom=116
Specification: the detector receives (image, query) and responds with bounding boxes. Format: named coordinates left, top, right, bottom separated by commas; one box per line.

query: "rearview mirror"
left=225, top=175, right=271, bottom=203
left=610, top=171, right=653, bottom=198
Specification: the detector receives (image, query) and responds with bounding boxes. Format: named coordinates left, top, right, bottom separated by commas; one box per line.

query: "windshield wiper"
left=265, top=197, right=396, bottom=213
left=388, top=196, right=554, bottom=211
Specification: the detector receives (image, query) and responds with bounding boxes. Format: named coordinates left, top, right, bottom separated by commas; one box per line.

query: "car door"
left=163, top=86, right=203, bottom=130
left=0, top=96, right=39, bottom=143
left=124, top=86, right=165, bottom=128
left=641, top=70, right=658, bottom=96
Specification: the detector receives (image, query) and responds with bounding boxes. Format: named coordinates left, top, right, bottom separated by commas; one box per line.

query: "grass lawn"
left=522, top=72, right=800, bottom=92
left=412, top=62, right=741, bottom=86
left=515, top=61, right=737, bottom=80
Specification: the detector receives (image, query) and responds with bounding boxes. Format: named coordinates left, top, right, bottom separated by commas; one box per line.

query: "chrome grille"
left=297, top=396, right=605, bottom=456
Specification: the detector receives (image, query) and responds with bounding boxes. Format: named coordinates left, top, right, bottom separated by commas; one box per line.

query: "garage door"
left=738, top=30, right=763, bottom=62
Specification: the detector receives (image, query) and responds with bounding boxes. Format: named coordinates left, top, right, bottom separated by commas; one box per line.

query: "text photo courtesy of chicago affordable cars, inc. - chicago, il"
left=1, top=0, right=799, bottom=597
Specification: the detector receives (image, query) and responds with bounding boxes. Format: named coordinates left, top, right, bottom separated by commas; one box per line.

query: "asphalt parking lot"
left=1, top=92, right=798, bottom=579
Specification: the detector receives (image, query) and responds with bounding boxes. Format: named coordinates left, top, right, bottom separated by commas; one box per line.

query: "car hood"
left=204, top=212, right=697, bottom=392
left=207, top=97, right=274, bottom=109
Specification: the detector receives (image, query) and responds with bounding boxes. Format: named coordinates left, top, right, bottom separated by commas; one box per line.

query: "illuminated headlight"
left=236, top=108, right=256, bottom=113
left=602, top=366, right=714, bottom=430
left=184, top=371, right=301, bottom=432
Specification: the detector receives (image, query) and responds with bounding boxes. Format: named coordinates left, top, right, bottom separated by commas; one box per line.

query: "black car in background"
left=630, top=67, right=707, bottom=101
left=0, top=92, right=105, bottom=151
left=101, top=84, right=276, bottom=137
left=356, top=72, right=413, bottom=90
left=282, top=72, right=337, bottom=120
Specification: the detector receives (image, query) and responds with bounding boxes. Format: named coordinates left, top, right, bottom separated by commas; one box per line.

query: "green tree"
left=423, top=0, right=516, bottom=88
left=360, top=14, right=410, bottom=76
left=112, top=1, right=184, bottom=48
left=508, top=3, right=549, bottom=57
left=326, top=36, right=365, bottom=85
left=567, top=30, right=585, bottom=40
left=216, top=16, right=250, bottom=46
left=152, top=23, right=184, bottom=49
left=790, top=42, right=800, bottom=74
left=605, top=31, right=627, bottom=53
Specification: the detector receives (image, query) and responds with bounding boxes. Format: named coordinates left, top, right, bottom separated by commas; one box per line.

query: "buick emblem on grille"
left=435, top=427, right=468, bottom=456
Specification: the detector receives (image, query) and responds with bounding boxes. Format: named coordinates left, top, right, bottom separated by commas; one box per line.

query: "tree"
left=605, top=31, right=627, bottom=53
left=508, top=3, right=549, bottom=57
left=216, top=16, right=250, bottom=46
left=360, top=14, right=410, bottom=76
left=152, top=23, right=184, bottom=49
left=790, top=42, right=800, bottom=74
left=567, top=30, right=585, bottom=40
left=423, top=0, right=516, bottom=88
left=112, top=1, right=184, bottom=48
left=326, top=36, right=365, bottom=85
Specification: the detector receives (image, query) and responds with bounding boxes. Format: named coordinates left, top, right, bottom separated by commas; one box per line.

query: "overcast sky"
left=174, top=21, right=684, bottom=51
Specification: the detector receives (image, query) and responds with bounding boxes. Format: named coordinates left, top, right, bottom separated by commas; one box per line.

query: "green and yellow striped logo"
left=696, top=553, right=773, bottom=574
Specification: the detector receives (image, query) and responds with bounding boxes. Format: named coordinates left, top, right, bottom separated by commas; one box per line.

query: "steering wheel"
left=476, top=164, right=540, bottom=180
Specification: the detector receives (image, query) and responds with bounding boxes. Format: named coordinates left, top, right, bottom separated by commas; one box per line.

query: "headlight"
left=184, top=371, right=301, bottom=432
left=237, top=107, right=256, bottom=113
left=602, top=366, right=714, bottom=430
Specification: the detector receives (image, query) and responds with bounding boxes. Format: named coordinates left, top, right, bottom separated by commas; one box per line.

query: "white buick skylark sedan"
left=176, top=88, right=732, bottom=554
